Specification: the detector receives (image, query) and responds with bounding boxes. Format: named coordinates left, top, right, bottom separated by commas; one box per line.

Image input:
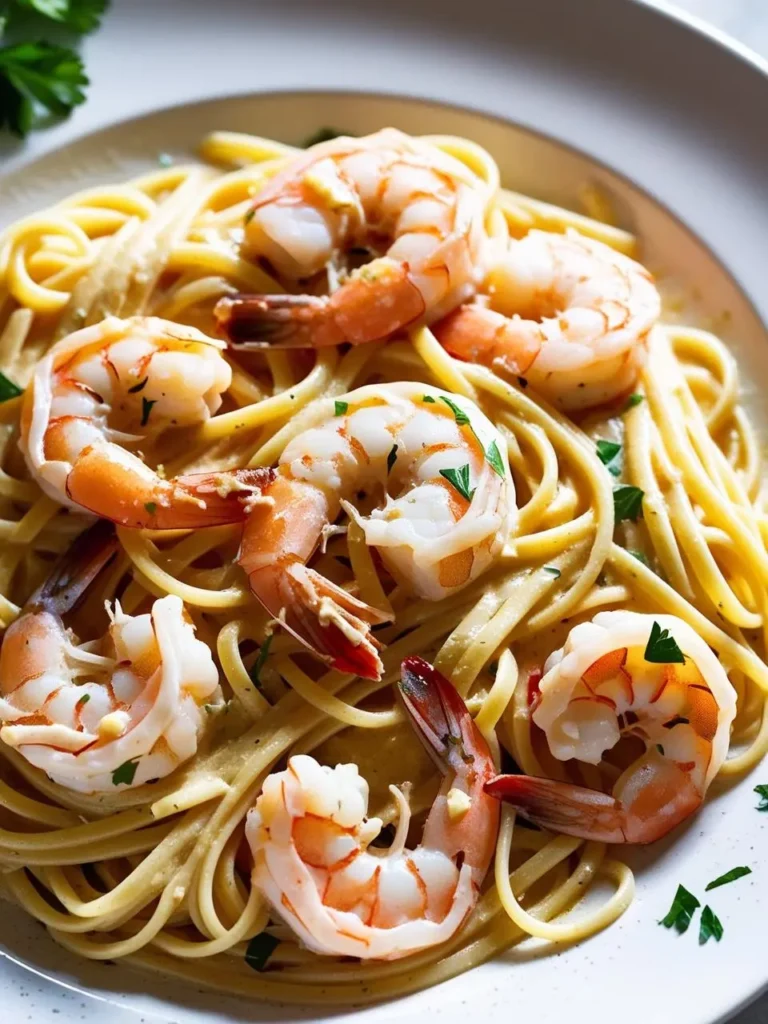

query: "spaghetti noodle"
left=0, top=128, right=765, bottom=1003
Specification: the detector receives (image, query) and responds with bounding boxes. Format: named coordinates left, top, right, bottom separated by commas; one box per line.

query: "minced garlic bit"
left=446, top=787, right=471, bottom=821
left=97, top=710, right=130, bottom=741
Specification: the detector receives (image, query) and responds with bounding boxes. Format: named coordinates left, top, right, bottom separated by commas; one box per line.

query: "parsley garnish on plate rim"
left=705, top=866, right=751, bottom=892
left=659, top=884, right=700, bottom=934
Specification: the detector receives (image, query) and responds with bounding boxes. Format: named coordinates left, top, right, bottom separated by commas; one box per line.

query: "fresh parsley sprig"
left=0, top=1, right=109, bottom=138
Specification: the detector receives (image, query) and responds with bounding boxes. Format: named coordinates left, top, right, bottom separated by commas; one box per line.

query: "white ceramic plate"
left=2, top=2, right=768, bottom=1022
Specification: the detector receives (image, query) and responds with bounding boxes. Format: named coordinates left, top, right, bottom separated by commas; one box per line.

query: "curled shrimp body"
left=246, top=657, right=499, bottom=960
left=238, top=382, right=514, bottom=679
left=215, top=128, right=490, bottom=348
left=486, top=611, right=737, bottom=844
left=0, top=524, right=222, bottom=793
left=21, top=316, right=273, bottom=528
left=433, top=229, right=661, bottom=412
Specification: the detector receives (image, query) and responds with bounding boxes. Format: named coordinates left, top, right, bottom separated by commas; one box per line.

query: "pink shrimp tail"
left=68, top=455, right=275, bottom=529
left=215, top=265, right=425, bottom=349
left=399, top=656, right=495, bottom=779
left=255, top=562, right=391, bottom=679
left=216, top=295, right=346, bottom=349
left=153, top=468, right=276, bottom=529
left=485, top=774, right=630, bottom=843
left=485, top=769, right=702, bottom=845
left=30, top=519, right=118, bottom=616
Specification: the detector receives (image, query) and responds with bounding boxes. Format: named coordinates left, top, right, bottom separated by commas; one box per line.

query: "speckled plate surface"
left=1, top=2, right=768, bottom=1022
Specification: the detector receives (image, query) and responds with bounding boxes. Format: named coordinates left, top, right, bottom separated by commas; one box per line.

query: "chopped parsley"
left=140, top=397, right=156, bottom=427
left=76, top=693, right=90, bottom=706
left=0, top=41, right=88, bottom=136
left=699, top=905, right=723, bottom=945
left=422, top=395, right=435, bottom=404
left=438, top=395, right=470, bottom=426
left=705, top=866, right=751, bottom=892
left=128, top=376, right=148, bottom=393
left=301, top=126, right=346, bottom=148
left=244, top=208, right=255, bottom=226
left=439, top=464, right=475, bottom=503
left=596, top=439, right=622, bottom=478
left=754, top=784, right=768, bottom=810
left=15, top=0, right=109, bottom=33
left=644, top=620, right=685, bottom=664
left=628, top=549, right=651, bottom=568
left=624, top=392, right=644, bottom=411
left=485, top=439, right=506, bottom=478
left=245, top=931, right=280, bottom=971
left=144, top=502, right=157, bottom=516
left=111, top=759, right=139, bottom=786
left=334, top=400, right=348, bottom=416
left=387, top=444, right=398, bottom=474
left=543, top=566, right=561, bottom=578
left=0, top=372, right=23, bottom=402
left=248, top=634, right=273, bottom=690
left=659, top=884, right=700, bottom=934
left=613, top=484, right=644, bottom=523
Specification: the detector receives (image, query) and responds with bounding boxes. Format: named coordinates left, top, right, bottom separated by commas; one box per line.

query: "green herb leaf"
left=244, top=931, right=280, bottom=972
left=128, top=377, right=148, bottom=394
left=628, top=549, right=650, bottom=568
left=613, top=484, right=644, bottom=523
left=705, top=866, right=751, bottom=892
left=755, top=784, right=768, bottom=810
left=644, top=620, right=685, bottom=664
left=144, top=502, right=157, bottom=516
left=248, top=634, right=273, bottom=690
left=76, top=693, right=90, bottom=706
left=244, top=208, right=255, bottom=226
left=387, top=444, right=398, bottom=474
left=659, top=884, right=700, bottom=934
left=0, top=42, right=88, bottom=137
left=13, top=0, right=110, bottom=33
left=111, top=759, right=139, bottom=787
left=699, top=905, right=723, bottom=945
left=0, top=371, right=23, bottom=402
left=334, top=400, right=348, bottom=416
left=543, top=566, right=561, bottom=578
left=624, top=392, right=644, bottom=411
left=422, top=395, right=435, bottom=404
left=656, top=743, right=665, bottom=755
left=438, top=395, right=470, bottom=426
left=485, top=439, right=506, bottom=478
left=301, top=126, right=346, bottom=148
left=439, top=464, right=475, bottom=502
left=140, top=397, right=156, bottom=427
left=596, top=439, right=623, bottom=477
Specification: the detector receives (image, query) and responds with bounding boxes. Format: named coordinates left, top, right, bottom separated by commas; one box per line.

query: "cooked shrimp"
left=246, top=656, right=499, bottom=959
left=433, top=229, right=661, bottom=411
left=486, top=611, right=737, bottom=843
left=0, top=522, right=222, bottom=793
left=238, top=381, right=514, bottom=679
left=21, top=315, right=273, bottom=528
left=215, top=128, right=491, bottom=348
